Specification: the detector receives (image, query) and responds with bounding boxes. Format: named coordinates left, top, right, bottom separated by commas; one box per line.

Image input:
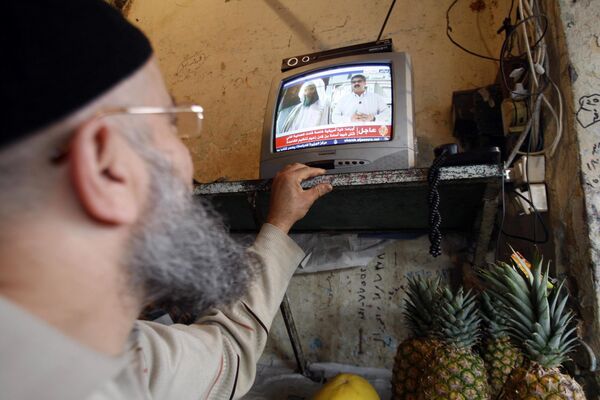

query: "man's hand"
left=352, top=113, right=374, bottom=122
left=266, top=163, right=333, bottom=234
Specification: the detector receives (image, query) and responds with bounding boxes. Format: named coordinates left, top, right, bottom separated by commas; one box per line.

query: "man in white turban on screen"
left=281, top=79, right=327, bottom=132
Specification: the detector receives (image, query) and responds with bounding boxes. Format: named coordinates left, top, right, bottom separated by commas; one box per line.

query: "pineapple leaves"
left=403, top=276, right=442, bottom=337
left=478, top=253, right=580, bottom=368
left=431, top=285, right=481, bottom=348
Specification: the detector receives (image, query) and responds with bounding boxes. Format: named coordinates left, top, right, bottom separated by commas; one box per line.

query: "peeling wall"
left=117, top=0, right=600, bottom=382
left=126, top=0, right=510, bottom=369
left=127, top=0, right=507, bottom=182
left=546, top=0, right=600, bottom=367
left=127, top=0, right=600, bottom=379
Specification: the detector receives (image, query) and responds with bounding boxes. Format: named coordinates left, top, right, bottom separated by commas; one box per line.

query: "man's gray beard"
left=303, top=93, right=318, bottom=107
left=126, top=151, right=256, bottom=317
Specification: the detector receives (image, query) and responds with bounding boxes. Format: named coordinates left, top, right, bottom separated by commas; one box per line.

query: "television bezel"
left=260, top=52, right=414, bottom=178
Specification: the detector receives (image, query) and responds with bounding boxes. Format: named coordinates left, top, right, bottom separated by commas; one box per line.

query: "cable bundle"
left=447, top=0, right=560, bottom=249
left=446, top=0, right=564, bottom=167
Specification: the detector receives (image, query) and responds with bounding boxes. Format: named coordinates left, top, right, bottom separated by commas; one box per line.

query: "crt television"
left=260, top=52, right=415, bottom=179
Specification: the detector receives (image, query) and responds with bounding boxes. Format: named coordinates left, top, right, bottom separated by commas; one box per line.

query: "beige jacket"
left=0, top=224, right=304, bottom=400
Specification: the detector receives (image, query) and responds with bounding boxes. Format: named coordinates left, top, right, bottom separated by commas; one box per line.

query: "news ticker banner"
left=275, top=124, right=392, bottom=152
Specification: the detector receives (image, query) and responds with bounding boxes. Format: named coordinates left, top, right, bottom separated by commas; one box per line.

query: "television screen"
left=274, top=64, right=393, bottom=153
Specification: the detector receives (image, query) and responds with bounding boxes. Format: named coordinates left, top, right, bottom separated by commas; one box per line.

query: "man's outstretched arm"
left=135, top=165, right=332, bottom=400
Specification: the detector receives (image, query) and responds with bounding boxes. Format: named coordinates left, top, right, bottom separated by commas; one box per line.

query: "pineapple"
left=391, top=276, right=443, bottom=399
left=480, top=256, right=586, bottom=399
left=418, top=286, right=490, bottom=400
left=480, top=291, right=523, bottom=398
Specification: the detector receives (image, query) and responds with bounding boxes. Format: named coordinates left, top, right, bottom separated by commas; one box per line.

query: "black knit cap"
left=1, top=0, right=153, bottom=148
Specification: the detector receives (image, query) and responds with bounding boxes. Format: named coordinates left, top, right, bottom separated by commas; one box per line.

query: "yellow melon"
left=312, top=373, right=380, bottom=400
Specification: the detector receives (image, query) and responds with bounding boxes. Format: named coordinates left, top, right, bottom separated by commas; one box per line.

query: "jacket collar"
left=0, top=296, right=129, bottom=400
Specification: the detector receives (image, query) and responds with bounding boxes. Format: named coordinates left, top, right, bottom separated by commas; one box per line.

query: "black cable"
left=511, top=190, right=549, bottom=243
left=376, top=0, right=396, bottom=41
left=495, top=171, right=507, bottom=261
left=497, top=173, right=549, bottom=251
left=497, top=0, right=516, bottom=41
left=496, top=177, right=545, bottom=256
left=495, top=5, right=551, bottom=256
left=499, top=14, right=550, bottom=99
left=499, top=187, right=549, bottom=244
left=428, top=150, right=448, bottom=257
left=446, top=0, right=514, bottom=61
left=446, top=0, right=501, bottom=61
left=533, top=91, right=546, bottom=152
left=527, top=132, right=536, bottom=242
left=511, top=14, right=549, bottom=58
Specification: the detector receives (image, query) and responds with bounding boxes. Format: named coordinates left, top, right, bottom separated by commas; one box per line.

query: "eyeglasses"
left=50, top=104, right=204, bottom=164
left=96, top=104, right=204, bottom=139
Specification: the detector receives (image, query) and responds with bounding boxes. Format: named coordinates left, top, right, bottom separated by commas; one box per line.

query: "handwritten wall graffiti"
left=262, top=235, right=466, bottom=369
left=576, top=94, right=600, bottom=128
left=584, top=141, right=600, bottom=188
left=356, top=254, right=395, bottom=348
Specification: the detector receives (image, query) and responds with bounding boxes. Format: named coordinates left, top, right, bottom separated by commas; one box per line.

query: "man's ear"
left=68, top=118, right=148, bottom=225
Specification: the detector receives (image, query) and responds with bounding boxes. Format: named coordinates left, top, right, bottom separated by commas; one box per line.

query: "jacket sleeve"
left=135, top=223, right=304, bottom=400
left=374, top=93, right=391, bottom=123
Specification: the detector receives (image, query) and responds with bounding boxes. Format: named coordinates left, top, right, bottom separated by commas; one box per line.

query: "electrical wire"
left=501, top=83, right=549, bottom=247
left=516, top=72, right=563, bottom=157
left=376, top=0, right=396, bottom=41
left=510, top=190, right=549, bottom=243
left=508, top=0, right=515, bottom=21
left=518, top=0, right=539, bottom=88
left=444, top=0, right=561, bottom=159
left=501, top=0, right=564, bottom=161
left=517, top=0, right=545, bottom=152
left=496, top=171, right=549, bottom=262
left=444, top=0, right=559, bottom=255
left=446, top=0, right=501, bottom=61
left=498, top=181, right=549, bottom=245
left=499, top=14, right=549, bottom=99
left=496, top=172, right=507, bottom=261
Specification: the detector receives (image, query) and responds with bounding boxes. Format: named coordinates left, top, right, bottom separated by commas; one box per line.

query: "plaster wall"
left=262, top=235, right=467, bottom=369
left=127, top=0, right=508, bottom=182
left=545, top=0, right=600, bottom=366
left=127, top=0, right=509, bottom=368
left=126, top=0, right=600, bottom=379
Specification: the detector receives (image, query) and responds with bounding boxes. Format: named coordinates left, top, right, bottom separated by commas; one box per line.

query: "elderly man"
left=0, top=1, right=331, bottom=399
left=331, top=74, right=391, bottom=124
left=281, top=79, right=328, bottom=133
